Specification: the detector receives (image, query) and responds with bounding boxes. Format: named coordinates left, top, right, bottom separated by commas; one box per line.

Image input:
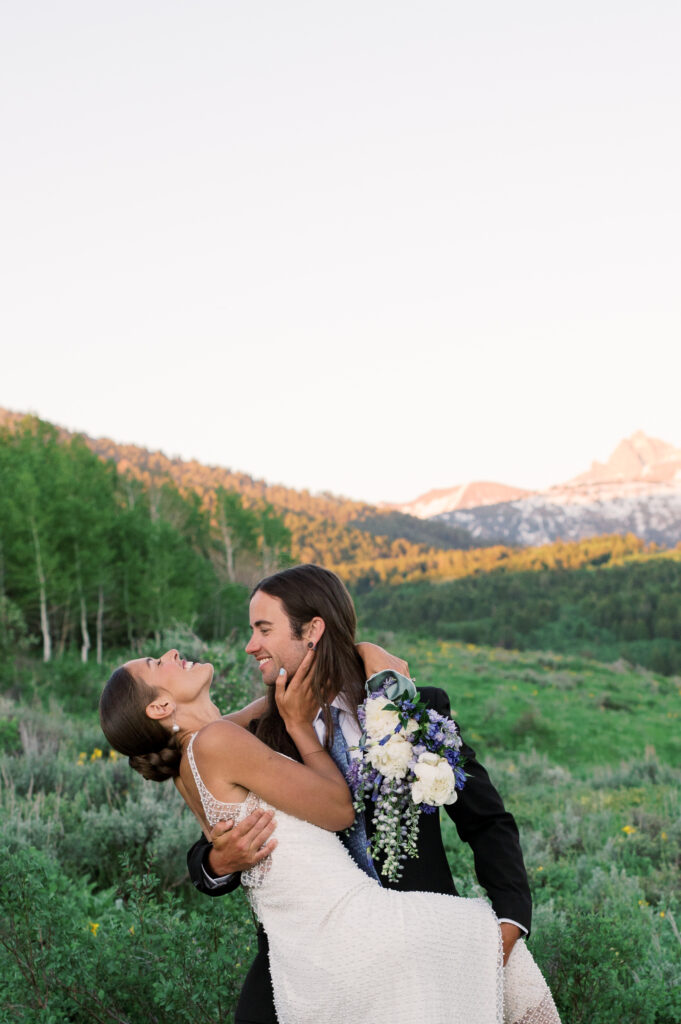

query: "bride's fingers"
left=275, top=666, right=288, bottom=708
left=286, top=646, right=316, bottom=690
left=276, top=647, right=318, bottom=720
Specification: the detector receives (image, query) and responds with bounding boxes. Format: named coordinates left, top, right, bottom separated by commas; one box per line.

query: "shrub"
left=0, top=845, right=254, bottom=1023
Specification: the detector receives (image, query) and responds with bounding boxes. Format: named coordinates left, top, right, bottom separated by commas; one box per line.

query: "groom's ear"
left=303, top=617, right=326, bottom=646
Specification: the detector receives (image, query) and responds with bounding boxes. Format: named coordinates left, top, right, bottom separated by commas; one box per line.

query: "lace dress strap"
left=186, top=733, right=272, bottom=892
left=186, top=732, right=252, bottom=828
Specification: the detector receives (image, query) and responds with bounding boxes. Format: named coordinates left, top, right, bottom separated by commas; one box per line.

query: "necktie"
left=328, top=706, right=380, bottom=882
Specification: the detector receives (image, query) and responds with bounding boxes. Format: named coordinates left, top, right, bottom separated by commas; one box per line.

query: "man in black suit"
left=187, top=564, right=531, bottom=1024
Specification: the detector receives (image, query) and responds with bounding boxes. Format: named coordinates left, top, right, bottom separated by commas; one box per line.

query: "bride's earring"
left=172, top=723, right=180, bottom=734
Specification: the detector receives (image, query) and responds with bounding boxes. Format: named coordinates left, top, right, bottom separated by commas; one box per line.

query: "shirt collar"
left=313, top=692, right=354, bottom=724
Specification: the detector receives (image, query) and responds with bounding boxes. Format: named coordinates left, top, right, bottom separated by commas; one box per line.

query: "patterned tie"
left=328, top=706, right=380, bottom=882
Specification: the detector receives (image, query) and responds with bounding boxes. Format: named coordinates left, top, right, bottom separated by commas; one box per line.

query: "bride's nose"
left=162, top=649, right=180, bottom=662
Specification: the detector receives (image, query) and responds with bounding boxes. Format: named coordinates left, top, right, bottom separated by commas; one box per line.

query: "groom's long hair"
left=249, top=564, right=366, bottom=761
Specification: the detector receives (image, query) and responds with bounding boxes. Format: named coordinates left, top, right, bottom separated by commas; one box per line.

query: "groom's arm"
left=187, top=810, right=278, bottom=897
left=422, top=686, right=532, bottom=936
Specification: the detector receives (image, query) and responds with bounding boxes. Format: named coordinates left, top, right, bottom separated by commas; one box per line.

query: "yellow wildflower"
left=129, top=926, right=135, bottom=935
left=536, top=866, right=544, bottom=872
left=109, top=750, right=120, bottom=762
left=89, top=922, right=100, bottom=936
left=621, top=825, right=636, bottom=835
left=90, top=748, right=103, bottom=761
left=660, top=911, right=666, bottom=918
left=661, top=831, right=668, bottom=841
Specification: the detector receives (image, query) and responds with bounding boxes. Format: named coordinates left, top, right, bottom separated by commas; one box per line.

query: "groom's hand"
left=500, top=923, right=522, bottom=965
left=207, top=809, right=277, bottom=877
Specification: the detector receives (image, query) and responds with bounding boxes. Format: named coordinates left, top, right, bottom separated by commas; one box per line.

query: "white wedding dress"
left=187, top=737, right=560, bottom=1024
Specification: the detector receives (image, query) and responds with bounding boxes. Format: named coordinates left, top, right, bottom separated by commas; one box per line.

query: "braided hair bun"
left=129, top=741, right=181, bottom=782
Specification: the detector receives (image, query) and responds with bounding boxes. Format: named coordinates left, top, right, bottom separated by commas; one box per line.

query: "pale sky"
left=2, top=1, right=680, bottom=503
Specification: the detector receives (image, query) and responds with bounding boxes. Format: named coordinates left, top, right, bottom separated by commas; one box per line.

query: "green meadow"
left=1, top=633, right=680, bottom=1022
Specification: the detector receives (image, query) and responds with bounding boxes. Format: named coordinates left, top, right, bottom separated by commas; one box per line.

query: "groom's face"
left=245, top=590, right=308, bottom=687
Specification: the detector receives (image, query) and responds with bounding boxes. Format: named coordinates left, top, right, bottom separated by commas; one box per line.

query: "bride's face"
left=125, top=648, right=213, bottom=701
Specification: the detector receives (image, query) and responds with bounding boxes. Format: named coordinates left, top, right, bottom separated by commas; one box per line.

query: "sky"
left=2, top=1, right=680, bottom=504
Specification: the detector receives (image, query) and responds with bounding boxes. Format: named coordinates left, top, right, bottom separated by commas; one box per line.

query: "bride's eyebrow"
left=145, top=658, right=154, bottom=667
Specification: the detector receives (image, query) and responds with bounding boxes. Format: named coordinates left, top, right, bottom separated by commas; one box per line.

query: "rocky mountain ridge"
left=425, top=432, right=681, bottom=548
left=395, top=431, right=681, bottom=520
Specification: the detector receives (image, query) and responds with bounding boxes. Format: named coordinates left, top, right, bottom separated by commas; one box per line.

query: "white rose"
left=411, top=752, right=457, bottom=806
left=364, top=698, right=420, bottom=742
left=368, top=735, right=413, bottom=780
left=364, top=699, right=400, bottom=740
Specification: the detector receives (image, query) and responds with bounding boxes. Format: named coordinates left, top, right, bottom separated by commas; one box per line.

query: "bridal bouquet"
left=346, top=670, right=466, bottom=882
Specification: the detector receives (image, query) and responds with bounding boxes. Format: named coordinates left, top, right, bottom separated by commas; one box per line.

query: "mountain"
left=570, top=431, right=681, bottom=486
left=393, top=481, right=533, bottom=519
left=430, top=432, right=681, bottom=548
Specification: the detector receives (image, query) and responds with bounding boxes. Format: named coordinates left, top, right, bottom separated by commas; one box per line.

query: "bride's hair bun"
left=129, top=743, right=181, bottom=782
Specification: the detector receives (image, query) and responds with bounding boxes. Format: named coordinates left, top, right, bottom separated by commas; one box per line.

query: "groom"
left=187, top=564, right=531, bottom=1024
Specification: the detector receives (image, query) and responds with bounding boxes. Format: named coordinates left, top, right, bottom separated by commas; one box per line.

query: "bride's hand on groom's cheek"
left=207, top=809, right=278, bottom=877
left=275, top=647, right=319, bottom=727
left=356, top=641, right=410, bottom=680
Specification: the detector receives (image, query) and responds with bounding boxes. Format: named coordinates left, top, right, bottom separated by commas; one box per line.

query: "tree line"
left=0, top=417, right=291, bottom=662
left=342, top=532, right=673, bottom=588
left=355, top=554, right=681, bottom=674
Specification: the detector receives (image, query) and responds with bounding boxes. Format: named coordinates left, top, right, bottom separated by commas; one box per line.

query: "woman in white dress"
left=99, top=647, right=561, bottom=1024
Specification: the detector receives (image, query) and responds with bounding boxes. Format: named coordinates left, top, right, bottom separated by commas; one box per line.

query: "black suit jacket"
left=186, top=686, right=530, bottom=1022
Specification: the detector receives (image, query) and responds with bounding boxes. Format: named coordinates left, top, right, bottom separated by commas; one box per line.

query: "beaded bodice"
left=186, top=732, right=271, bottom=888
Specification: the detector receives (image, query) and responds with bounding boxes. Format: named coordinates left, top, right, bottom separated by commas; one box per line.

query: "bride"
left=100, top=643, right=561, bottom=1024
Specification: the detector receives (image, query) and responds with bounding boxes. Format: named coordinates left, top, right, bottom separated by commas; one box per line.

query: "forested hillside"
left=0, top=417, right=291, bottom=661
left=356, top=553, right=681, bottom=674
left=0, top=409, right=483, bottom=580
